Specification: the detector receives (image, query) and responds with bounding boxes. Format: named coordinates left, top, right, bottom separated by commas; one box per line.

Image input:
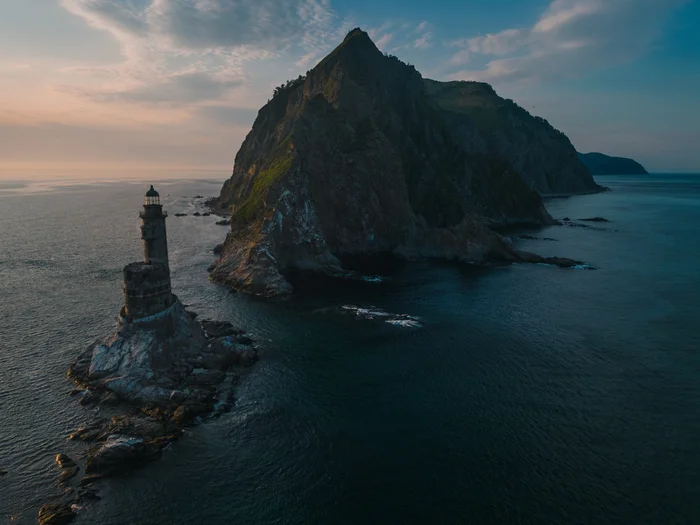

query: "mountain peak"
left=316, top=26, right=383, bottom=73
left=343, top=27, right=372, bottom=43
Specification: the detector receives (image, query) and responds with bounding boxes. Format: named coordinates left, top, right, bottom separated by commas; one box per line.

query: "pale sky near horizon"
left=1, top=0, right=699, bottom=176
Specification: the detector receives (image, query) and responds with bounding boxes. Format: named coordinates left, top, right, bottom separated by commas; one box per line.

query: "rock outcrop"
left=37, top=503, right=75, bottom=525
left=424, top=80, right=602, bottom=195
left=69, top=300, right=257, bottom=413
left=578, top=152, right=648, bottom=175
left=56, top=298, right=259, bottom=513
left=210, top=28, right=591, bottom=297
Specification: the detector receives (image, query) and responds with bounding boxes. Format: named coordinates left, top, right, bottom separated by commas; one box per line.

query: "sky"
left=1, top=0, right=699, bottom=175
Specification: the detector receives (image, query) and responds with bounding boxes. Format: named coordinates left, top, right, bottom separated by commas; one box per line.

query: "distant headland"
left=578, top=152, right=649, bottom=175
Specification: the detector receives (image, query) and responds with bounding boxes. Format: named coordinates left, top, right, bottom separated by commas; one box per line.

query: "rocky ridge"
left=209, top=28, right=592, bottom=297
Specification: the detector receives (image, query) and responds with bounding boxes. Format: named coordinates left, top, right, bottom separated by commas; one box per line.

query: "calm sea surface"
left=1, top=174, right=699, bottom=524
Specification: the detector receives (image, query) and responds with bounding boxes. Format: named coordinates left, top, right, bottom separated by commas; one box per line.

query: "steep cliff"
left=578, top=152, right=648, bottom=175
left=424, top=80, right=602, bottom=195
left=211, top=29, right=582, bottom=296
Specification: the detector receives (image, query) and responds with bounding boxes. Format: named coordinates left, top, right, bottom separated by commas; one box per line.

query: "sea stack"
left=68, top=185, right=258, bottom=414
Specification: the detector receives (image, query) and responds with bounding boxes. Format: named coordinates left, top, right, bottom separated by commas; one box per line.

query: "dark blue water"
left=1, top=174, right=699, bottom=524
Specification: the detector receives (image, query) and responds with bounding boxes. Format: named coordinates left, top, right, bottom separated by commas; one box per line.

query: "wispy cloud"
left=59, top=0, right=349, bottom=110
left=447, top=0, right=690, bottom=84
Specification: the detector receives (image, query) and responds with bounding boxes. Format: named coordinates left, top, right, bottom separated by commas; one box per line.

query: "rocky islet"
left=208, top=28, right=599, bottom=297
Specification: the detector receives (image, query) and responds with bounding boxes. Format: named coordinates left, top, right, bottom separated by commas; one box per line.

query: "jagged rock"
left=518, top=235, right=558, bottom=242
left=202, top=212, right=211, bottom=217
left=171, top=404, right=204, bottom=426
left=69, top=427, right=100, bottom=442
left=216, top=219, right=231, bottom=226
left=516, top=251, right=593, bottom=269
left=76, top=487, right=101, bottom=503
left=56, top=454, right=80, bottom=486
left=212, top=244, right=224, bottom=255
left=210, top=28, right=589, bottom=296
left=37, top=503, right=75, bottom=525
left=0, top=468, right=7, bottom=476
left=174, top=213, right=187, bottom=217
left=200, top=320, right=243, bottom=339
left=193, top=212, right=201, bottom=216
left=85, top=436, right=161, bottom=477
left=104, top=415, right=177, bottom=440
left=78, top=390, right=99, bottom=406
left=579, top=217, right=609, bottom=222
left=210, top=337, right=258, bottom=367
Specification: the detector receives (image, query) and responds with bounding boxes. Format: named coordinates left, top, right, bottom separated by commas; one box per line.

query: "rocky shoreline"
left=38, top=300, right=259, bottom=525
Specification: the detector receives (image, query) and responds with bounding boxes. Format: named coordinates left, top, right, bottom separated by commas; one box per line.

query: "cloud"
left=65, top=72, right=244, bottom=106
left=197, top=105, right=259, bottom=126
left=448, top=0, right=690, bottom=84
left=376, top=33, right=394, bottom=49
left=414, top=32, right=433, bottom=49
left=369, top=19, right=433, bottom=53
left=59, top=0, right=347, bottom=110
left=148, top=0, right=331, bottom=51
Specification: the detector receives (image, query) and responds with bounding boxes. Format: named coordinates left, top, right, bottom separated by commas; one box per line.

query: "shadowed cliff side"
left=210, top=28, right=585, bottom=297
left=424, top=79, right=603, bottom=196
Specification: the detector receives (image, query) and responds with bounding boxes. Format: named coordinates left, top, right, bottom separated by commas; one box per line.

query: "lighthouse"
left=140, top=185, right=169, bottom=268
left=121, top=185, right=174, bottom=322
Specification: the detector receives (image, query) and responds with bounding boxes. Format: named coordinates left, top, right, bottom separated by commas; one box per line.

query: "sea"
left=1, top=173, right=699, bottom=524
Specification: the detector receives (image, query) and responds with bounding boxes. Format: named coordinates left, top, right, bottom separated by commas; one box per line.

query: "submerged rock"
left=37, top=503, right=75, bottom=525
left=579, top=217, right=610, bottom=222
left=515, top=251, right=594, bottom=269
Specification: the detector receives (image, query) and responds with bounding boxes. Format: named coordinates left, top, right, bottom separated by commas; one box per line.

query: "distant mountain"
left=578, top=152, right=648, bottom=175
left=425, top=79, right=602, bottom=195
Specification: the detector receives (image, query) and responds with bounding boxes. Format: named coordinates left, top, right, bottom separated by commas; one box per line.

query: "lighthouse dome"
left=144, top=185, right=160, bottom=206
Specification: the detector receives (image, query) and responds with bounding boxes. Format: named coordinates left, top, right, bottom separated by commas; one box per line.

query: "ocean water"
left=1, top=174, right=699, bottom=524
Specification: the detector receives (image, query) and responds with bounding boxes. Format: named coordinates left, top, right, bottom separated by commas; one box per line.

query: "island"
left=207, top=28, right=594, bottom=297
left=578, top=152, right=649, bottom=175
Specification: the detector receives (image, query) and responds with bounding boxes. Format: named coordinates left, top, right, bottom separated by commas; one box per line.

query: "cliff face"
left=211, top=29, right=579, bottom=296
left=578, top=152, right=648, bottom=175
left=424, top=80, right=602, bottom=196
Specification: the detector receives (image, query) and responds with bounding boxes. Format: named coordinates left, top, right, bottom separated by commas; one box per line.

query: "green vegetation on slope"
left=231, top=139, right=294, bottom=225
